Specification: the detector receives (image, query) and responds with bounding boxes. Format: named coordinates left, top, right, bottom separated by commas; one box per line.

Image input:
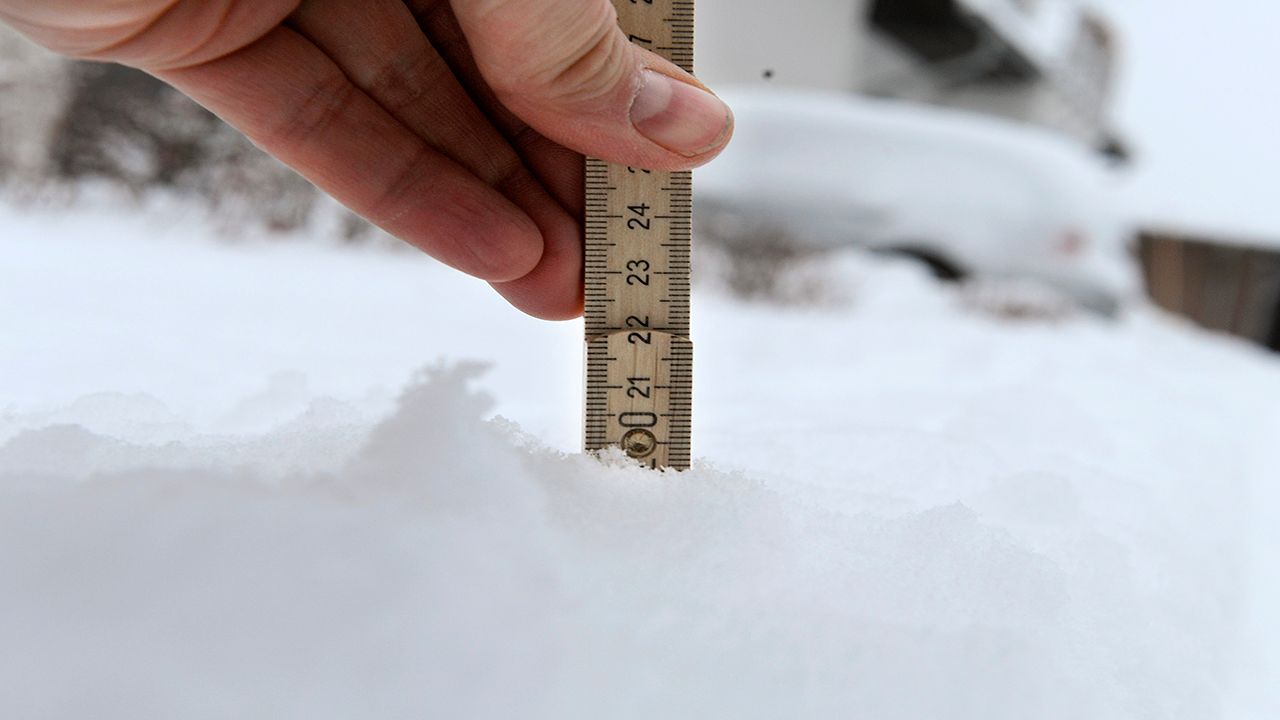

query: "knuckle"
left=260, top=67, right=357, bottom=147
left=362, top=48, right=442, bottom=116
left=489, top=2, right=632, bottom=107
left=542, top=24, right=631, bottom=106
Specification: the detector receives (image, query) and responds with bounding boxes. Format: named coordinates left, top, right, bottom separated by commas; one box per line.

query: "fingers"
left=407, top=0, right=584, bottom=218
left=1, top=0, right=300, bottom=69
left=290, top=0, right=521, bottom=196
left=447, top=0, right=733, bottom=171
left=289, top=0, right=582, bottom=318
left=155, top=26, right=546, bottom=287
left=0, top=0, right=172, bottom=57
left=488, top=183, right=585, bottom=318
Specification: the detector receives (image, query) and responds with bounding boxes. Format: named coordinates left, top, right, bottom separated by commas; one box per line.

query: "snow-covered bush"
left=0, top=26, right=70, bottom=189
left=50, top=62, right=324, bottom=234
left=694, top=226, right=865, bottom=306
left=0, top=33, right=369, bottom=238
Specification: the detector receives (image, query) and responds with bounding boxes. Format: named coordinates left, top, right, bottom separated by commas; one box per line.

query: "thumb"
left=450, top=0, right=733, bottom=171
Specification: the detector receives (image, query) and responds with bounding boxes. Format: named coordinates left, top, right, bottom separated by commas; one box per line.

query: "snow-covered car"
left=695, top=87, right=1142, bottom=314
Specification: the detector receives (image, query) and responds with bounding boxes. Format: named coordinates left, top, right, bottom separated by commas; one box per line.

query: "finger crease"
left=366, top=144, right=438, bottom=226
left=364, top=49, right=442, bottom=116
left=265, top=69, right=359, bottom=148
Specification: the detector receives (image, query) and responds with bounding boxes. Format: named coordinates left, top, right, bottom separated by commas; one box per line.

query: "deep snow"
left=2, top=202, right=1279, bottom=718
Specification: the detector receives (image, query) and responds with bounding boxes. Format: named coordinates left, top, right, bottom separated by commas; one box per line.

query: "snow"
left=0, top=26, right=69, bottom=178
left=3, top=200, right=1280, bottom=717
left=696, top=88, right=1140, bottom=308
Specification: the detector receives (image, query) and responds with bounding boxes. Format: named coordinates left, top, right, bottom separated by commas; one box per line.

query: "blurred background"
left=2, top=0, right=1279, bottom=348
left=694, top=0, right=1280, bottom=342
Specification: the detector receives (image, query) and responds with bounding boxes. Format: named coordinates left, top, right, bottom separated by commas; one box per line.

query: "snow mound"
left=0, top=362, right=1266, bottom=719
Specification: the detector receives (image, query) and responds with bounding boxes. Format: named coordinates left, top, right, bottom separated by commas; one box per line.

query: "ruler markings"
left=583, top=0, right=695, bottom=470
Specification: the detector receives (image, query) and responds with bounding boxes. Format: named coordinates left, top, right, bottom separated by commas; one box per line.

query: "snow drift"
left=1, top=360, right=1274, bottom=719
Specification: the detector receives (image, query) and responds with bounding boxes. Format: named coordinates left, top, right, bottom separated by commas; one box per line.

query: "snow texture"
left=2, top=204, right=1279, bottom=718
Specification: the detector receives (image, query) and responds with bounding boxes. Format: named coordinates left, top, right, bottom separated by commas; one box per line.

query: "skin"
left=0, top=0, right=733, bottom=319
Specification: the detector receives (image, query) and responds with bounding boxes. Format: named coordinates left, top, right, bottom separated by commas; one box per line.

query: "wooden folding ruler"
left=584, top=0, right=695, bottom=470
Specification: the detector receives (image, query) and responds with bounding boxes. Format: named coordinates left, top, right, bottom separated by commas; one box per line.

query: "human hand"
left=0, top=0, right=733, bottom=319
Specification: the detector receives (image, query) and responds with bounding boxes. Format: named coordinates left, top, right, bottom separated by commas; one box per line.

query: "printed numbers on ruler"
left=583, top=0, right=695, bottom=470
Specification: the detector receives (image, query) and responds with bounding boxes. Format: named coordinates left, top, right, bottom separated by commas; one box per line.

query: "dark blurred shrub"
left=49, top=61, right=368, bottom=236
left=52, top=62, right=209, bottom=189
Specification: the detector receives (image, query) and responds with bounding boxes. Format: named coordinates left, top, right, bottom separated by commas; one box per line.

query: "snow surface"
left=2, top=201, right=1280, bottom=717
